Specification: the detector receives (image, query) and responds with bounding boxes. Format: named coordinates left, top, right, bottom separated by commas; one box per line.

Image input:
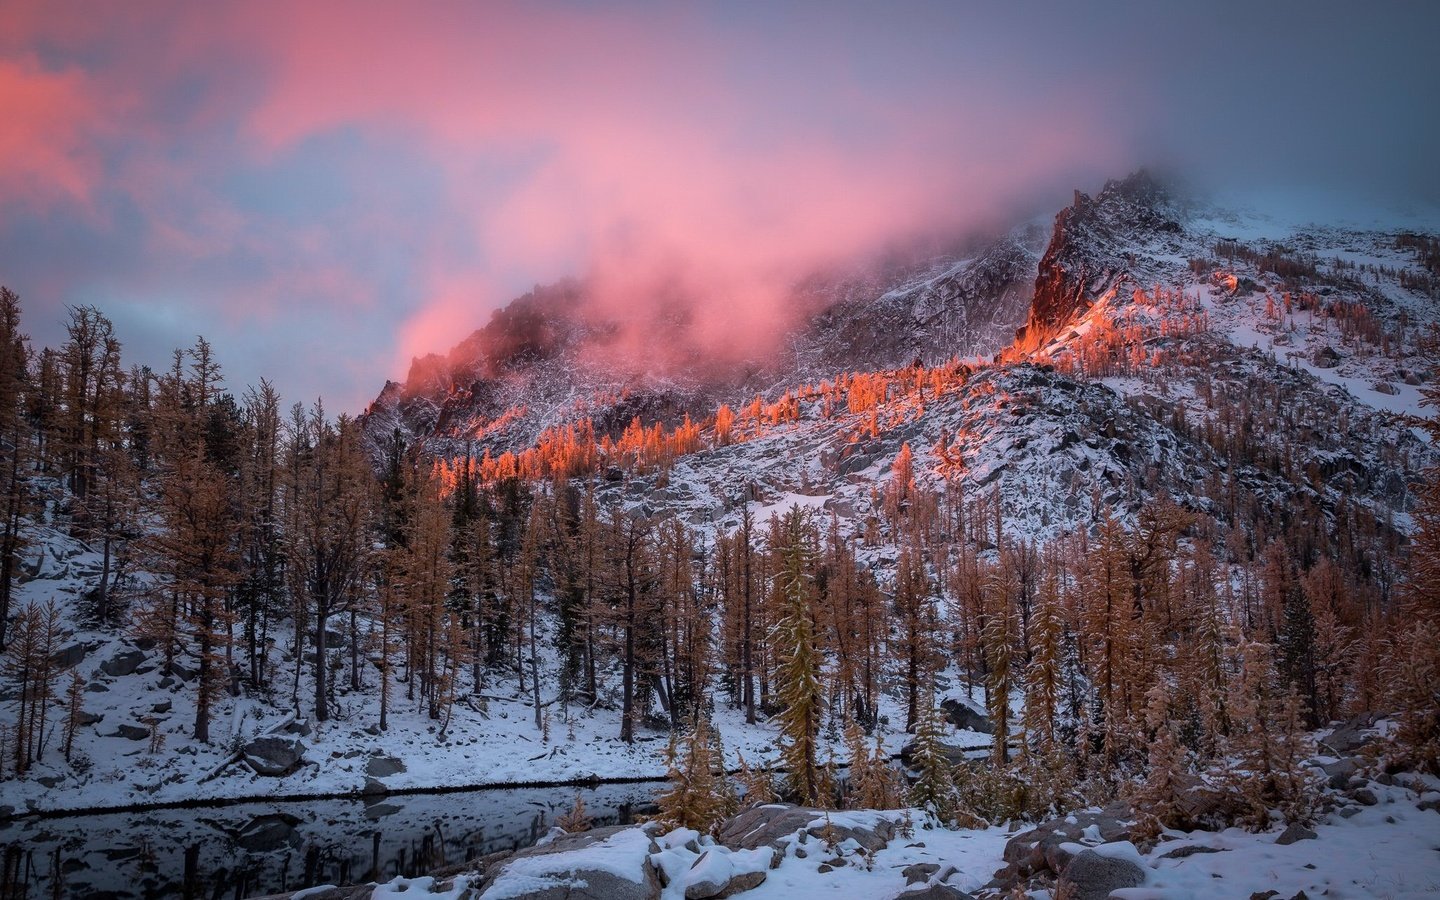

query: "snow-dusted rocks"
left=242, top=736, right=307, bottom=776
left=713, top=804, right=894, bottom=854
left=994, top=802, right=1136, bottom=888
left=1057, top=845, right=1146, bottom=899
left=938, top=698, right=992, bottom=735
left=243, top=770, right=1440, bottom=900
left=474, top=825, right=661, bottom=900
left=1319, top=712, right=1385, bottom=756
left=112, top=723, right=150, bottom=741
left=99, top=647, right=149, bottom=677
left=365, top=755, right=406, bottom=778
left=895, top=885, right=973, bottom=899
left=678, top=847, right=769, bottom=899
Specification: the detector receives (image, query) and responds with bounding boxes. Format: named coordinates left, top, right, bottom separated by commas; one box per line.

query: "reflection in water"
left=0, top=782, right=660, bottom=899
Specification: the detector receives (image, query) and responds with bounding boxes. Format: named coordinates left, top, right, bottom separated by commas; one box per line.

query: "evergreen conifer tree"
left=772, top=509, right=830, bottom=806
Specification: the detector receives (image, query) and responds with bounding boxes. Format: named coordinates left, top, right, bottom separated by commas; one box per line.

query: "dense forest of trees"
left=0, top=285, right=1436, bottom=839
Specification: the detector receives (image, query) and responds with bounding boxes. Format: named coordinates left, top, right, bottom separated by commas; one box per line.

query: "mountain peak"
left=1013, top=169, right=1182, bottom=353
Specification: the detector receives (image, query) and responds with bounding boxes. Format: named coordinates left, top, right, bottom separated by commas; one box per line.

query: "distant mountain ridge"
left=362, top=222, right=1046, bottom=458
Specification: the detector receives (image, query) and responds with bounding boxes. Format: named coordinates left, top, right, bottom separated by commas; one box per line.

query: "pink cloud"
left=0, top=55, right=109, bottom=213
left=0, top=1, right=1137, bottom=405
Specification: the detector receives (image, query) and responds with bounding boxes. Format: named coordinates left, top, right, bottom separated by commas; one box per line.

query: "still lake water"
left=0, top=782, right=661, bottom=899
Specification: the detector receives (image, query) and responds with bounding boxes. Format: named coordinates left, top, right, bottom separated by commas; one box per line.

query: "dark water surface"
left=0, top=782, right=661, bottom=899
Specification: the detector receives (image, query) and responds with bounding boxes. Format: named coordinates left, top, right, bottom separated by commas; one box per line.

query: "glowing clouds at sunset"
left=2, top=1, right=1435, bottom=408
left=0, top=57, right=108, bottom=211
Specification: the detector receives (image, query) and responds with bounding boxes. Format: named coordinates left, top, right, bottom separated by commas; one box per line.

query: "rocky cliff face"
left=1014, top=170, right=1182, bottom=352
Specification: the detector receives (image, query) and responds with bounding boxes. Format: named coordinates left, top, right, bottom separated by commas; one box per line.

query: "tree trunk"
left=315, top=596, right=330, bottom=722
left=196, top=601, right=211, bottom=743
left=621, top=563, right=636, bottom=743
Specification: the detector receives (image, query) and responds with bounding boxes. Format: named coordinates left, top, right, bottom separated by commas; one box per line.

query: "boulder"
left=366, top=755, right=406, bottom=778
left=1311, top=345, right=1341, bottom=368
left=242, top=736, right=305, bottom=776
left=897, top=886, right=974, bottom=900
left=1324, top=713, right=1383, bottom=755
left=720, top=869, right=767, bottom=896
left=683, top=849, right=768, bottom=899
left=718, top=805, right=822, bottom=851
left=716, top=805, right=894, bottom=854
left=1317, top=757, right=1360, bottom=789
left=1159, top=844, right=1226, bottom=860
left=1164, top=776, right=1246, bottom=830
left=100, top=649, right=147, bottom=677
left=477, top=825, right=660, bottom=900
left=939, top=698, right=993, bottom=735
left=903, top=862, right=941, bottom=885
left=1275, top=823, right=1317, bottom=845
left=1001, top=802, right=1136, bottom=879
left=807, top=817, right=894, bottom=854
left=1059, top=849, right=1145, bottom=900
left=1348, top=787, right=1378, bottom=806
left=899, top=739, right=971, bottom=769
left=49, top=643, right=91, bottom=670
left=114, top=724, right=150, bottom=741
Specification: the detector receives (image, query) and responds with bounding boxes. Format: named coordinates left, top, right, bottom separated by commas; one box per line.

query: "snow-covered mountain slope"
left=580, top=176, right=1436, bottom=552
left=374, top=169, right=1436, bottom=546
left=361, top=226, right=1045, bottom=460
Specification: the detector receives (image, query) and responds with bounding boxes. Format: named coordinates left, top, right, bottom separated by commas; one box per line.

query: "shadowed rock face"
left=1014, top=169, right=1180, bottom=353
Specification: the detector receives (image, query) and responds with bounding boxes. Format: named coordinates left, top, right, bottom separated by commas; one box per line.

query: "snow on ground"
left=729, top=814, right=1010, bottom=899
left=1121, top=776, right=1440, bottom=899
left=3, top=510, right=994, bottom=815
left=3, top=616, right=951, bottom=815
left=746, top=491, right=832, bottom=526
left=346, top=775, right=1440, bottom=900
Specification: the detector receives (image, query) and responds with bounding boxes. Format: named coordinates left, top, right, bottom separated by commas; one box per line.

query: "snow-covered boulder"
left=113, top=724, right=149, bottom=741
left=242, top=737, right=306, bottom=776
left=476, top=824, right=661, bottom=900
left=715, top=804, right=894, bottom=854
left=938, top=698, right=992, bottom=735
left=997, top=801, right=1135, bottom=882
left=366, top=755, right=406, bottom=778
left=99, top=648, right=148, bottom=677
left=681, top=847, right=768, bottom=899
left=1058, top=846, right=1145, bottom=900
left=895, top=884, right=974, bottom=899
